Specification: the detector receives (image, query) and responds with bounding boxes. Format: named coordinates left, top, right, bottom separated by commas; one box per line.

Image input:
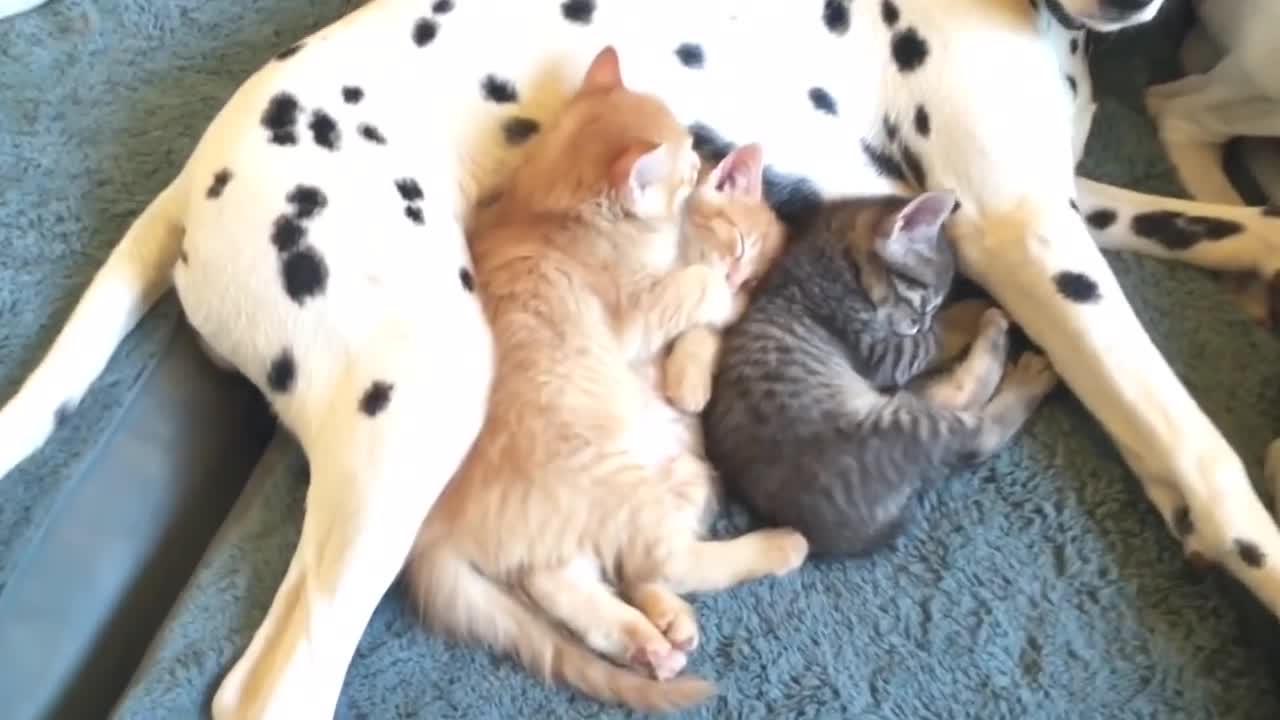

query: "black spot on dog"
left=1131, top=210, right=1245, bottom=251
left=275, top=43, right=304, bottom=61
left=405, top=205, right=425, bottom=225
left=891, top=28, right=929, bottom=73
left=900, top=143, right=926, bottom=188
left=359, top=381, right=395, bottom=417
left=1028, top=0, right=1038, bottom=10
left=502, top=116, right=540, bottom=145
left=913, top=105, right=930, bottom=138
left=1053, top=271, right=1101, bottom=303
left=286, top=185, right=327, bottom=221
left=1085, top=208, right=1117, bottom=230
left=1070, top=36, right=1080, bottom=54
left=267, top=350, right=297, bottom=393
left=675, top=43, right=704, bottom=68
left=561, top=0, right=595, bottom=24
left=1263, top=204, right=1280, bottom=217
left=883, top=116, right=899, bottom=142
left=459, top=267, right=475, bottom=292
left=1235, top=539, right=1266, bottom=568
left=207, top=169, right=233, bottom=199
left=358, top=123, right=387, bottom=145
left=1172, top=505, right=1194, bottom=537
left=860, top=139, right=908, bottom=184
left=262, top=92, right=301, bottom=146
left=412, top=18, right=439, bottom=47
left=881, top=0, right=900, bottom=27
left=1044, top=0, right=1084, bottom=30
left=309, top=109, right=340, bottom=150
left=1069, top=198, right=1080, bottom=214
left=395, top=178, right=424, bottom=202
left=481, top=74, right=519, bottom=104
left=823, top=0, right=850, bottom=36
left=271, top=216, right=306, bottom=253
left=951, top=199, right=963, bottom=216
left=1065, top=74, right=1077, bottom=97
left=281, top=247, right=328, bottom=304
left=809, top=87, right=837, bottom=115
left=342, top=86, right=364, bottom=104
left=54, top=400, right=75, bottom=429
left=432, top=0, right=454, bottom=13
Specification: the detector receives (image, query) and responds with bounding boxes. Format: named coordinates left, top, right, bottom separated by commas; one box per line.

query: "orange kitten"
left=404, top=47, right=808, bottom=713
left=662, top=143, right=789, bottom=414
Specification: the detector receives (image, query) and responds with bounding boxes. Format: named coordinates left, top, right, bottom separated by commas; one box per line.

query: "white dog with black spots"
left=2, top=0, right=1279, bottom=717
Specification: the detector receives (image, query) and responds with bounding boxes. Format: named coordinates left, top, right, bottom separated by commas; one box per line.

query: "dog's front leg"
left=953, top=197, right=1280, bottom=617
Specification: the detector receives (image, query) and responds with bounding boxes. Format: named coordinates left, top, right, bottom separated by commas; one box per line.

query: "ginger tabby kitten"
left=661, top=142, right=789, bottom=415
left=404, top=47, right=808, bottom=713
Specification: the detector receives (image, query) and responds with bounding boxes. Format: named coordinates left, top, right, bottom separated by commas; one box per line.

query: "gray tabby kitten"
left=701, top=190, right=1060, bottom=556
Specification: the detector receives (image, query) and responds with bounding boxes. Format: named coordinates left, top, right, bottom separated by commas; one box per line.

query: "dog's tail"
left=0, top=173, right=188, bottom=479
left=405, top=541, right=715, bottom=713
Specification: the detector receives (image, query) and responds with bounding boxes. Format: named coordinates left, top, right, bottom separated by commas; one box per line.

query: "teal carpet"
left=0, top=1, right=1277, bottom=718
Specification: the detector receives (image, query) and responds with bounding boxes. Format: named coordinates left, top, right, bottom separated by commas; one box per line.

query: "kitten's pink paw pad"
left=631, top=644, right=688, bottom=681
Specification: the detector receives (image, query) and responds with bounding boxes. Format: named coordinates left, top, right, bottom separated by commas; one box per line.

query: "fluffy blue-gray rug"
left=0, top=1, right=1277, bottom=718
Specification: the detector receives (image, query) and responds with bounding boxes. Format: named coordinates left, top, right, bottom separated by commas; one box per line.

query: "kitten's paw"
left=691, top=265, right=738, bottom=328
left=1004, top=352, right=1058, bottom=399
left=632, top=584, right=700, bottom=653
left=757, top=527, right=809, bottom=577
left=976, top=307, right=1010, bottom=358
left=664, top=364, right=713, bottom=414
left=627, top=635, right=688, bottom=681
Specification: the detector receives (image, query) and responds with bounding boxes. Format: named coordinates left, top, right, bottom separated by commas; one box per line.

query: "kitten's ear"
left=875, top=190, right=957, bottom=259
left=580, top=46, right=624, bottom=95
left=708, top=143, right=765, bottom=199
left=611, top=141, right=670, bottom=197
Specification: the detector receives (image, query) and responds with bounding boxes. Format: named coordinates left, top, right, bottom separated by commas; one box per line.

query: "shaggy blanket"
left=0, top=1, right=1276, bottom=718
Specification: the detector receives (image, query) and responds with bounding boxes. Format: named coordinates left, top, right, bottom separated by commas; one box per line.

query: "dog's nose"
left=1100, top=0, right=1156, bottom=12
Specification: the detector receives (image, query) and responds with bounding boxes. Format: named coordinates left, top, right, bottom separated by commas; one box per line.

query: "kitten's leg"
left=621, top=582, right=700, bottom=653
left=949, top=352, right=1060, bottom=464
left=662, top=326, right=722, bottom=414
left=624, top=266, right=736, bottom=359
left=912, top=307, right=1010, bottom=410
left=520, top=564, right=686, bottom=680
left=662, top=530, right=809, bottom=596
left=927, top=298, right=998, bottom=370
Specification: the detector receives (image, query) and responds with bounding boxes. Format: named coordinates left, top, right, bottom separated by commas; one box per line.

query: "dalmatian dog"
left=1139, top=0, right=1280, bottom=517
left=1145, top=0, right=1280, bottom=208
left=2, top=0, right=1280, bottom=717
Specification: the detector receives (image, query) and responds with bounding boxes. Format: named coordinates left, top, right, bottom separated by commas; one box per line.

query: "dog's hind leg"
left=210, top=278, right=493, bottom=719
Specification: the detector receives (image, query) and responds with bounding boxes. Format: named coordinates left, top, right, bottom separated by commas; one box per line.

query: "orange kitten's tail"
left=405, top=542, right=715, bottom=713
